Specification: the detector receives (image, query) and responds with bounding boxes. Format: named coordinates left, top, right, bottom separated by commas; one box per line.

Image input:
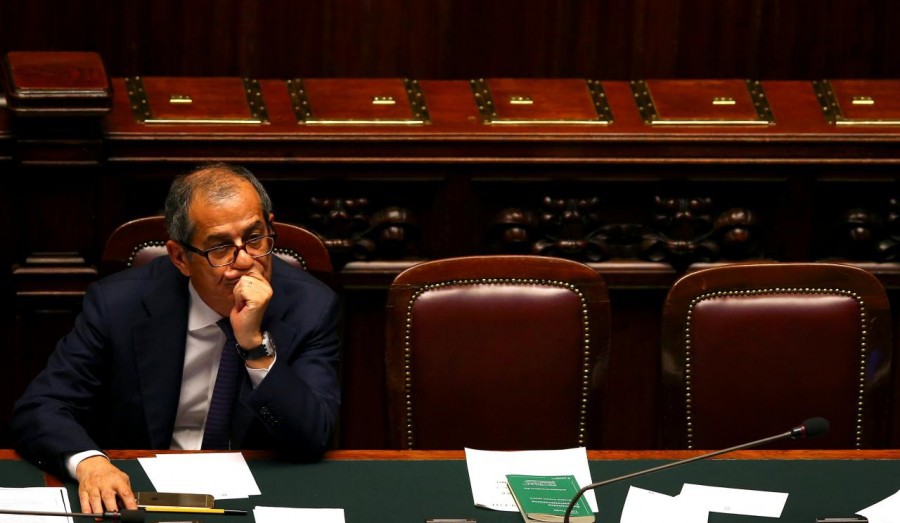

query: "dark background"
left=1, top=0, right=897, bottom=79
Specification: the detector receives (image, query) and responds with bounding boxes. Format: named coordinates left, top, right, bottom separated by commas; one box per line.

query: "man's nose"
left=231, top=245, right=255, bottom=268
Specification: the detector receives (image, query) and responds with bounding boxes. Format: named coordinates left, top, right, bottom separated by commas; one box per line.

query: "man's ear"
left=166, top=240, right=192, bottom=277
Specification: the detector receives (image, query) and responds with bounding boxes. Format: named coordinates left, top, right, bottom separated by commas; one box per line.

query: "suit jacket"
left=12, top=256, right=341, bottom=479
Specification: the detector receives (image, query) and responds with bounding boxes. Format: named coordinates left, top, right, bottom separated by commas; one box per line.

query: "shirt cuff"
left=67, top=450, right=109, bottom=479
left=245, top=352, right=276, bottom=388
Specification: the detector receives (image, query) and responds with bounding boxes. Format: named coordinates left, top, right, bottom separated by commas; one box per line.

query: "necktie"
left=201, top=318, right=241, bottom=450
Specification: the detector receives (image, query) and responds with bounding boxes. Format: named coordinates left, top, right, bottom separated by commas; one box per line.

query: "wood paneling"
left=4, top=53, right=900, bottom=451
left=1, top=0, right=899, bottom=79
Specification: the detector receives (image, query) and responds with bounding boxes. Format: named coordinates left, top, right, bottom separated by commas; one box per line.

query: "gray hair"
left=164, top=163, right=273, bottom=245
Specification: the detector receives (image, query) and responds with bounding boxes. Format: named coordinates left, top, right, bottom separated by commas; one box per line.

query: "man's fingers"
left=101, top=489, right=119, bottom=513
left=82, top=486, right=104, bottom=514
left=76, top=456, right=134, bottom=513
left=119, top=483, right=138, bottom=509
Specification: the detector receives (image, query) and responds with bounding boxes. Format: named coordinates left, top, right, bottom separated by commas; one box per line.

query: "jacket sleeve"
left=11, top=282, right=112, bottom=479
left=238, top=282, right=342, bottom=459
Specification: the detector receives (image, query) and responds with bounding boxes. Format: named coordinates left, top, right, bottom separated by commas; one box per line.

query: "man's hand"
left=75, top=455, right=137, bottom=513
left=230, top=270, right=273, bottom=347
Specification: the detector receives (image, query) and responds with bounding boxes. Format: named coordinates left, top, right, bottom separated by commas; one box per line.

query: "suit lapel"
left=133, top=262, right=190, bottom=449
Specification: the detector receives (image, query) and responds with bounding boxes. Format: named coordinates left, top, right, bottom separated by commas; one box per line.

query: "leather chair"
left=101, top=216, right=332, bottom=282
left=660, top=262, right=893, bottom=449
left=385, top=255, right=611, bottom=450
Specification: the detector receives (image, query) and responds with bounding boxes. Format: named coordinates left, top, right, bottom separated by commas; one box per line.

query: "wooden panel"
left=2, top=51, right=111, bottom=115
left=635, top=79, right=772, bottom=125
left=293, top=78, right=429, bottom=124
left=1, top=1, right=900, bottom=80
left=6, top=57, right=900, bottom=451
left=470, top=78, right=612, bottom=124
left=814, top=79, right=900, bottom=125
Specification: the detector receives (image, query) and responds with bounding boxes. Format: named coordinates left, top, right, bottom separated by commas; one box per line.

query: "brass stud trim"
left=683, top=287, right=868, bottom=449
left=402, top=278, right=594, bottom=449
left=126, top=240, right=165, bottom=267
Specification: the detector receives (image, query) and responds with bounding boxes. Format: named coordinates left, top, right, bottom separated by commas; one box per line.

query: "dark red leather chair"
left=101, top=216, right=332, bottom=282
left=661, top=262, right=892, bottom=449
left=385, top=255, right=610, bottom=450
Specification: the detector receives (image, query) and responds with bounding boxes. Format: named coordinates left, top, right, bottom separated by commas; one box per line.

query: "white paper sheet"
left=138, top=452, right=261, bottom=500
left=857, top=488, right=900, bottom=523
left=254, top=506, right=345, bottom=523
left=678, top=483, right=788, bottom=518
left=620, top=486, right=707, bottom=523
left=0, top=487, right=73, bottom=523
left=463, top=447, right=598, bottom=512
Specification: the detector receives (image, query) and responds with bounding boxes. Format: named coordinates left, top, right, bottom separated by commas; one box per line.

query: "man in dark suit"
left=12, top=163, right=341, bottom=513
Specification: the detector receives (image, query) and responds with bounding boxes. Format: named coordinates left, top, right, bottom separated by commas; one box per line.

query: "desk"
left=4, top=450, right=900, bottom=523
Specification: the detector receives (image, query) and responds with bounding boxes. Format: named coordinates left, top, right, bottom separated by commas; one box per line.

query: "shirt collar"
left=187, top=281, right=225, bottom=332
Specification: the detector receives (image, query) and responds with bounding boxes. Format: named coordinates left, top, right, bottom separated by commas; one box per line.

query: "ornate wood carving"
left=839, top=199, right=900, bottom=262
left=305, top=197, right=420, bottom=267
left=491, top=195, right=759, bottom=269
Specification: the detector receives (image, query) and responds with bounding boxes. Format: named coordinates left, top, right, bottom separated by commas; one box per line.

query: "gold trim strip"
left=124, top=77, right=269, bottom=125
left=630, top=79, right=774, bottom=126
left=470, top=79, right=613, bottom=125
left=813, top=80, right=900, bottom=125
left=287, top=78, right=430, bottom=125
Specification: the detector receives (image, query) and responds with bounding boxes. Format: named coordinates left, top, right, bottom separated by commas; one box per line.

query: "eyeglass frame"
left=180, top=233, right=279, bottom=267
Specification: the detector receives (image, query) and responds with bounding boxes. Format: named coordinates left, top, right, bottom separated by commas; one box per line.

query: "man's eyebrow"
left=202, top=221, right=267, bottom=245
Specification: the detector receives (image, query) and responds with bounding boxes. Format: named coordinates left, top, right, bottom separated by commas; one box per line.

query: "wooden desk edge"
left=3, top=448, right=898, bottom=488
left=321, top=449, right=900, bottom=460
left=5, top=449, right=900, bottom=463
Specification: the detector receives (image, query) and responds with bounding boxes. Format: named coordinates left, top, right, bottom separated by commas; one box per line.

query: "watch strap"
left=236, top=331, right=275, bottom=361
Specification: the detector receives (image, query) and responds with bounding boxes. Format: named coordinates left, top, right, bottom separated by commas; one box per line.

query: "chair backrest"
left=661, top=262, right=893, bottom=449
left=101, top=216, right=333, bottom=282
left=385, top=255, right=611, bottom=450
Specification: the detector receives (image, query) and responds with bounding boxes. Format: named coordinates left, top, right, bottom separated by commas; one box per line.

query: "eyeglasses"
left=181, top=234, right=278, bottom=267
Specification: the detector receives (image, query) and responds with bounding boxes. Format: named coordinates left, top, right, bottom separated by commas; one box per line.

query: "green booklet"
left=506, top=474, right=595, bottom=523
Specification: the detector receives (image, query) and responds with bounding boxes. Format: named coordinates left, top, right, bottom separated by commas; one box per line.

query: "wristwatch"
left=236, top=331, right=276, bottom=360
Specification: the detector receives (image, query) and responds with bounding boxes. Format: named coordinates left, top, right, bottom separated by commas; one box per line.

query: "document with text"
left=464, top=447, right=598, bottom=512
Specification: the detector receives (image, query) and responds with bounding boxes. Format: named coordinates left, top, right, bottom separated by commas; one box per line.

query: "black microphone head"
left=117, top=510, right=146, bottom=523
left=791, top=417, right=830, bottom=439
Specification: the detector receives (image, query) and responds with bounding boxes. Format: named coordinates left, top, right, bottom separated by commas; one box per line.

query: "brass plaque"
left=287, top=78, right=430, bottom=125
left=125, top=76, right=269, bottom=124
left=470, top=78, right=613, bottom=125
left=630, top=79, right=774, bottom=125
left=813, top=79, right=900, bottom=125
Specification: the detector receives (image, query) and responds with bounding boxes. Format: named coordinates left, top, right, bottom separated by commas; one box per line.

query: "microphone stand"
left=562, top=430, right=794, bottom=523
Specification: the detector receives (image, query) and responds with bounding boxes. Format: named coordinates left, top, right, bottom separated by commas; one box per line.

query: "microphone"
left=563, top=417, right=830, bottom=523
left=0, top=508, right=145, bottom=522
